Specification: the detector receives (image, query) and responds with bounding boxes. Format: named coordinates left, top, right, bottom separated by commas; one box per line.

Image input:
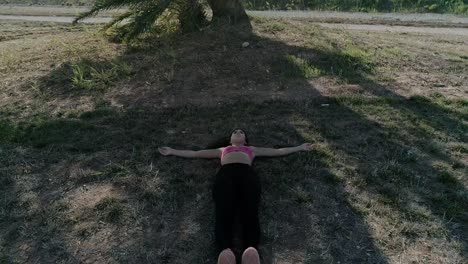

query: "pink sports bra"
left=221, top=145, right=255, bottom=160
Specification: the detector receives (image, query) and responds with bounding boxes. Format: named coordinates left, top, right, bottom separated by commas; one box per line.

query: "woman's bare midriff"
left=220, top=151, right=252, bottom=166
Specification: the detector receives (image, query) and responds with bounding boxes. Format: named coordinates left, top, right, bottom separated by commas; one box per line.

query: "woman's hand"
left=158, top=147, right=173, bottom=156
left=300, top=143, right=314, bottom=151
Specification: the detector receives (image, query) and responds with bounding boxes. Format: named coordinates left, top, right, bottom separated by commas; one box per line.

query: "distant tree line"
left=1, top=0, right=467, bottom=14
left=242, top=0, right=468, bottom=14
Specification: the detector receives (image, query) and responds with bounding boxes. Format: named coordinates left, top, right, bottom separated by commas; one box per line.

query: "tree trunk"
left=207, top=0, right=249, bottom=24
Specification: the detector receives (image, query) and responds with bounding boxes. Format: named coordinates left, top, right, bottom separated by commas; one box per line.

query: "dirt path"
left=2, top=14, right=468, bottom=36
left=316, top=22, right=468, bottom=36
left=0, top=14, right=109, bottom=23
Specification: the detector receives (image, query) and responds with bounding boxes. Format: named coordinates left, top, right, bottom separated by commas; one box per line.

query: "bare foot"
left=242, top=247, right=260, bottom=264
left=217, top=248, right=236, bottom=264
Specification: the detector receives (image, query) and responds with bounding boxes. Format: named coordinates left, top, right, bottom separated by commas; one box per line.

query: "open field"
left=0, top=17, right=467, bottom=263
left=0, top=4, right=123, bottom=16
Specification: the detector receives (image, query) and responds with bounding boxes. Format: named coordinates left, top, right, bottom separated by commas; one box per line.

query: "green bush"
left=454, top=3, right=468, bottom=14
left=241, top=0, right=468, bottom=14
left=425, top=4, right=441, bottom=12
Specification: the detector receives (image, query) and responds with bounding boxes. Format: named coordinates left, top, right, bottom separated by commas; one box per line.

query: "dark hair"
left=230, top=128, right=249, bottom=145
left=205, top=128, right=249, bottom=149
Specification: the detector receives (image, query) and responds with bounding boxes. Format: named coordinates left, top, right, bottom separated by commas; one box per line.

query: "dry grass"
left=0, top=5, right=124, bottom=17
left=0, top=18, right=467, bottom=264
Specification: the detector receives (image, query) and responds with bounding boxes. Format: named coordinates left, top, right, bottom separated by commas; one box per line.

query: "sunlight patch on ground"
left=62, top=183, right=125, bottom=218
left=271, top=249, right=306, bottom=264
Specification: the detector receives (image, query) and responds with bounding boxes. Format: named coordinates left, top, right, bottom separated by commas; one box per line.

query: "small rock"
left=242, top=42, right=249, bottom=48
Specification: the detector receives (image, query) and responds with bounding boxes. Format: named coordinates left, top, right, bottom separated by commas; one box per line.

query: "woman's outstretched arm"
left=158, top=147, right=221, bottom=158
left=252, top=143, right=314, bottom=157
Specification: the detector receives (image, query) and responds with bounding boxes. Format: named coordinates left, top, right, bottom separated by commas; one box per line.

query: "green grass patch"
left=323, top=44, right=374, bottom=82
left=274, top=54, right=322, bottom=79
left=70, top=58, right=132, bottom=90
left=381, top=47, right=406, bottom=58
left=264, top=21, right=286, bottom=33
left=274, top=44, right=375, bottom=83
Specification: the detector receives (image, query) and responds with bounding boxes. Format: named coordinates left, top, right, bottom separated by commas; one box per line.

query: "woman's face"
left=230, top=129, right=246, bottom=145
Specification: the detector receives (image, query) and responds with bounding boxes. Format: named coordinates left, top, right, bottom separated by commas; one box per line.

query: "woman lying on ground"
left=158, top=128, right=313, bottom=264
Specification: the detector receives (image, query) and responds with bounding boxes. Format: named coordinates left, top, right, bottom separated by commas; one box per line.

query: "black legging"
left=212, top=163, right=261, bottom=253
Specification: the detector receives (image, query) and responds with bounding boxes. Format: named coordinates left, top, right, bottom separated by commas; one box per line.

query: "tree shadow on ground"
left=0, top=146, right=81, bottom=263
left=4, top=17, right=467, bottom=264
left=0, top=100, right=390, bottom=264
